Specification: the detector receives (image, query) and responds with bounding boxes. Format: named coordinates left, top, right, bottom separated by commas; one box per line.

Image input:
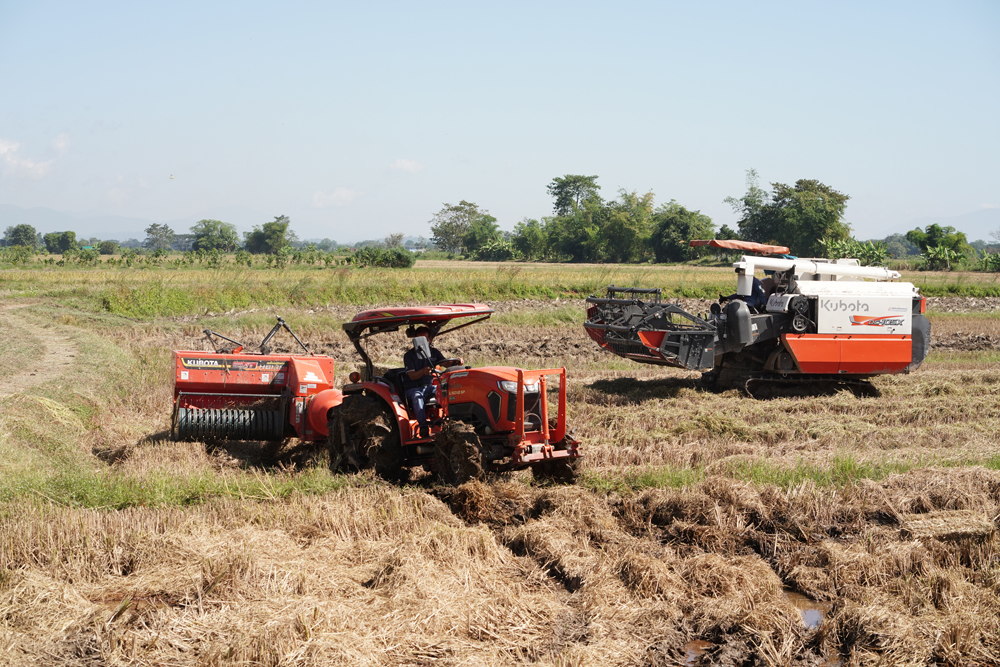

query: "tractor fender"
left=307, top=388, right=344, bottom=437
left=356, top=383, right=411, bottom=423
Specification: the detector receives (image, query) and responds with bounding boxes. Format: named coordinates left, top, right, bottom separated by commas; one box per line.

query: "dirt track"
left=0, top=305, right=78, bottom=398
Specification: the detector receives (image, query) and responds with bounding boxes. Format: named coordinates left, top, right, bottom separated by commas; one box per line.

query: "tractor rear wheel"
left=434, top=422, right=484, bottom=485
left=328, top=395, right=403, bottom=481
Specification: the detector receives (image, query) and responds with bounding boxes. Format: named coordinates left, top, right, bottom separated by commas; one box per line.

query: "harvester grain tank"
left=584, top=240, right=931, bottom=394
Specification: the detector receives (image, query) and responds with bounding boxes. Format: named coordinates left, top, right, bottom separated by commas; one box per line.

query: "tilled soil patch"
left=931, top=331, right=1000, bottom=351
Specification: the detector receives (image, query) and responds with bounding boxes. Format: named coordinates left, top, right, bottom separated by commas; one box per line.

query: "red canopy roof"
left=343, top=304, right=494, bottom=338
left=689, top=239, right=790, bottom=255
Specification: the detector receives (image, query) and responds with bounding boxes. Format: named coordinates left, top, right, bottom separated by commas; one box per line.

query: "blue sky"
left=1, top=1, right=997, bottom=242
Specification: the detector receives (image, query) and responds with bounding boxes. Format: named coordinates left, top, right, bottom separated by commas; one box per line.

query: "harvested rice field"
left=1, top=267, right=999, bottom=666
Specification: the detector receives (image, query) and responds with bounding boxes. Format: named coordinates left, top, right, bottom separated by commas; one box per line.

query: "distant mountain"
left=904, top=208, right=1000, bottom=242
left=0, top=204, right=192, bottom=242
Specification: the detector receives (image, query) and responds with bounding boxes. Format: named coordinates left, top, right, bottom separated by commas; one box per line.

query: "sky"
left=0, top=0, right=998, bottom=243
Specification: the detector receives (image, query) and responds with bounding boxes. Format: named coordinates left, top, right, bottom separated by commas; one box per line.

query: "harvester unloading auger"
left=584, top=240, right=931, bottom=396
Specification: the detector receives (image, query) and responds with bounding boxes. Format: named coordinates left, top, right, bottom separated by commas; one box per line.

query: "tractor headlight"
left=499, top=380, right=540, bottom=393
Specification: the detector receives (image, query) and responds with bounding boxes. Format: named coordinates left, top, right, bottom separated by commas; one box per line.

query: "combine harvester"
left=584, top=240, right=931, bottom=396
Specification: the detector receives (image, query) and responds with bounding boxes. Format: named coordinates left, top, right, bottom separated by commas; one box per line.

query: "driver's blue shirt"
left=403, top=347, right=445, bottom=388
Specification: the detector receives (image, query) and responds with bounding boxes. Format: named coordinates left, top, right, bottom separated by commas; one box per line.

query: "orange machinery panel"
left=782, top=334, right=912, bottom=375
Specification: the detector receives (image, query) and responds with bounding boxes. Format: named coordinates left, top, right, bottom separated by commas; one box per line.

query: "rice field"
left=1, top=263, right=998, bottom=666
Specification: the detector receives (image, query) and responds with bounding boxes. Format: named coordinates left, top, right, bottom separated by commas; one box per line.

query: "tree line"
left=429, top=176, right=715, bottom=263
left=5, top=172, right=999, bottom=271
left=428, top=170, right=1000, bottom=270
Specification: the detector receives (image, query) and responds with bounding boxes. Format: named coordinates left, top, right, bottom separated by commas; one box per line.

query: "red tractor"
left=331, top=304, right=582, bottom=484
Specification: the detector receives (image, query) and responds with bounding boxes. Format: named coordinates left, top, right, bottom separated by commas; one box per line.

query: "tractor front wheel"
left=434, top=422, right=484, bottom=485
left=531, top=456, right=581, bottom=484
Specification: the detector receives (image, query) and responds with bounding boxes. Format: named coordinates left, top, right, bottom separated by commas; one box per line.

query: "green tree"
left=191, top=219, right=240, bottom=252
left=723, top=169, right=769, bottom=244
left=4, top=224, right=38, bottom=249
left=883, top=233, right=920, bottom=258
left=463, top=215, right=501, bottom=256
left=546, top=208, right=600, bottom=262
left=43, top=231, right=78, bottom=254
left=650, top=201, right=716, bottom=262
left=547, top=175, right=602, bottom=216
left=244, top=215, right=292, bottom=254
left=98, top=240, right=119, bottom=255
left=599, top=190, right=656, bottom=262
left=429, top=201, right=492, bottom=254
left=144, top=223, right=175, bottom=251
left=717, top=224, right=740, bottom=241
left=512, top=218, right=548, bottom=260
left=905, top=224, right=971, bottom=255
left=384, top=233, right=404, bottom=248
left=725, top=170, right=851, bottom=256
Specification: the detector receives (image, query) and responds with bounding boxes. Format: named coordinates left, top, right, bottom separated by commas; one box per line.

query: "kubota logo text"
left=820, top=299, right=870, bottom=313
left=850, top=315, right=905, bottom=327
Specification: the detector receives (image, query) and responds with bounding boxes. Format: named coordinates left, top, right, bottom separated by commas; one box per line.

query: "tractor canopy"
left=343, top=304, right=494, bottom=341
left=689, top=239, right=791, bottom=256
left=343, top=304, right=495, bottom=379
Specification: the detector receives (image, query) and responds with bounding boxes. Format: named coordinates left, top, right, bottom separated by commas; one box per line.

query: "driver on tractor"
left=402, top=326, right=462, bottom=438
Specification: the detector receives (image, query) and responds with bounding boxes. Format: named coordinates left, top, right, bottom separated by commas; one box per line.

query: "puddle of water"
left=783, top=588, right=834, bottom=629
left=684, top=639, right=713, bottom=665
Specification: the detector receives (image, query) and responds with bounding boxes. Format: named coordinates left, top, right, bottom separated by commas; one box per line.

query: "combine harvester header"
left=584, top=240, right=931, bottom=396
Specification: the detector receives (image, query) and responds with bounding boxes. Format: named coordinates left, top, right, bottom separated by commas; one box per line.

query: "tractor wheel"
left=531, top=430, right=582, bottom=484
left=328, top=395, right=402, bottom=480
left=368, top=421, right=404, bottom=483
left=434, top=422, right=484, bottom=485
left=531, top=454, right=581, bottom=484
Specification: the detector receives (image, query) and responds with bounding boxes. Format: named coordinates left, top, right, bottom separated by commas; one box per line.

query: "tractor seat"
left=382, top=368, right=439, bottom=410
left=381, top=368, right=408, bottom=397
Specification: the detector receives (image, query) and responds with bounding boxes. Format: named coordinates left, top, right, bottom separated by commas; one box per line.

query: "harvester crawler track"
left=742, top=375, right=879, bottom=400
